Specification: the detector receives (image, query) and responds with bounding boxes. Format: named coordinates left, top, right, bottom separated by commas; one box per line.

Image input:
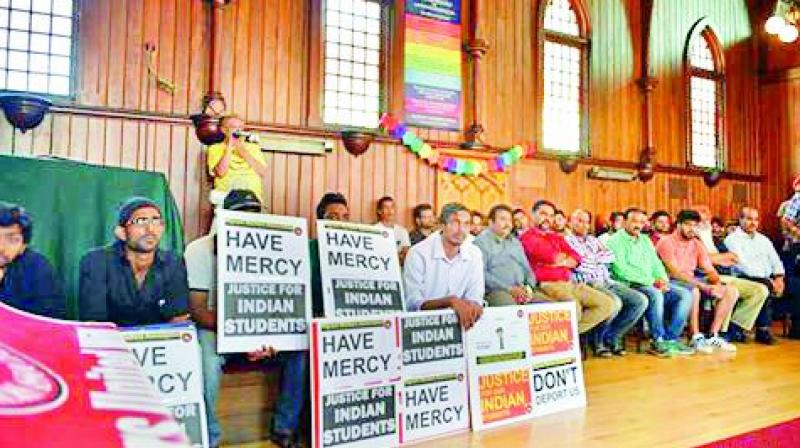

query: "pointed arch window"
left=686, top=24, right=725, bottom=169
left=540, top=0, right=589, bottom=155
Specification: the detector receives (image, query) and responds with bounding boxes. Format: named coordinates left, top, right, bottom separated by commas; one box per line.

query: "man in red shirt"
left=520, top=200, right=616, bottom=333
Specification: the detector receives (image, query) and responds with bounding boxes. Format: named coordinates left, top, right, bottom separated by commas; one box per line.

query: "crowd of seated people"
left=4, top=184, right=800, bottom=447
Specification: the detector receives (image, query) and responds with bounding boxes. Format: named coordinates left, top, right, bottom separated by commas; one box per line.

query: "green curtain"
left=0, top=154, right=184, bottom=319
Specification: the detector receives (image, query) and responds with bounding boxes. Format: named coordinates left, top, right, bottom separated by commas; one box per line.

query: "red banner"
left=0, top=302, right=188, bottom=447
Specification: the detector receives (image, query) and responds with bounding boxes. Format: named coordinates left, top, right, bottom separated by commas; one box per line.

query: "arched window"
left=540, top=0, right=589, bottom=155
left=686, top=23, right=725, bottom=169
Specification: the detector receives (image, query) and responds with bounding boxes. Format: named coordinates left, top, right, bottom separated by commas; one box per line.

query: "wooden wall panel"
left=759, top=78, right=800, bottom=237
left=510, top=160, right=761, bottom=228
left=648, top=0, right=758, bottom=173
left=1, top=0, right=773, bottom=244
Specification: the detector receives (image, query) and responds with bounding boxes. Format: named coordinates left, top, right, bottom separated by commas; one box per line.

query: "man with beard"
left=404, top=202, right=485, bottom=330
left=520, top=200, right=616, bottom=334
left=0, top=202, right=66, bottom=319
left=79, top=197, right=189, bottom=326
left=553, top=209, right=570, bottom=236
left=474, top=204, right=544, bottom=306
left=566, top=209, right=647, bottom=357
left=692, top=204, right=770, bottom=344
left=410, top=203, right=437, bottom=246
left=607, top=208, right=695, bottom=357
left=513, top=208, right=531, bottom=237
left=649, top=210, right=672, bottom=245
left=657, top=210, right=739, bottom=354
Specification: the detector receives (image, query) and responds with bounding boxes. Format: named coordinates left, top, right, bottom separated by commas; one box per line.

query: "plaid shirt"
left=565, top=234, right=613, bottom=285
left=783, top=192, right=800, bottom=224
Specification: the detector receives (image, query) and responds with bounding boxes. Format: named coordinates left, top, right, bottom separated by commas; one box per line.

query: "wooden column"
left=637, top=0, right=656, bottom=181
left=203, top=0, right=227, bottom=113
left=462, top=0, right=489, bottom=149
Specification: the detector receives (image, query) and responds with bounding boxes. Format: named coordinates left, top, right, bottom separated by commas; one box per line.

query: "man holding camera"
left=207, top=114, right=268, bottom=203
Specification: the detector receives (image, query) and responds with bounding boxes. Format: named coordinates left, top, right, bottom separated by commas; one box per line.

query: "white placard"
left=122, top=323, right=209, bottom=448
left=310, top=316, right=403, bottom=448
left=316, top=220, right=405, bottom=317
left=399, top=310, right=469, bottom=443
left=527, top=302, right=586, bottom=417
left=466, top=303, right=586, bottom=431
left=217, top=209, right=312, bottom=353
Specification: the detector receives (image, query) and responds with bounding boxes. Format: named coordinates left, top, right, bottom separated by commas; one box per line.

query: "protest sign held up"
left=316, top=220, right=405, bottom=317
left=217, top=209, right=312, bottom=353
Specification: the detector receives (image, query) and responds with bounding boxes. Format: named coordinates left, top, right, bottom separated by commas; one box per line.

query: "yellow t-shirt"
left=207, top=140, right=267, bottom=202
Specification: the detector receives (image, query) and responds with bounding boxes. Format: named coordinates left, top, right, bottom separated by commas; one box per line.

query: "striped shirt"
left=565, top=234, right=613, bottom=284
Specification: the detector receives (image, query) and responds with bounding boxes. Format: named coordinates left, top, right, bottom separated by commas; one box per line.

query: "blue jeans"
left=592, top=281, right=648, bottom=346
left=198, top=329, right=308, bottom=448
left=634, top=282, right=694, bottom=341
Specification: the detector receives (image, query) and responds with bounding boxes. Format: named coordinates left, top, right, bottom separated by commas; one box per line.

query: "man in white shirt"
left=403, top=202, right=485, bottom=329
left=725, top=206, right=788, bottom=344
left=693, top=204, right=769, bottom=344
left=376, top=196, right=411, bottom=263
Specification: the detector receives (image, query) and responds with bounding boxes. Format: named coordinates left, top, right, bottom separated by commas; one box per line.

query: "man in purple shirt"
left=566, top=209, right=647, bottom=357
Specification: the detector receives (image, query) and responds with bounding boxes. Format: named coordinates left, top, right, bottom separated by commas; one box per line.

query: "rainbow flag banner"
left=404, top=0, right=463, bottom=130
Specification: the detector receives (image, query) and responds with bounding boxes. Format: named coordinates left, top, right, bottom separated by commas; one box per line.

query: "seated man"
left=79, top=197, right=189, bottom=326
left=512, top=208, right=531, bottom=237
left=598, top=211, right=624, bottom=246
left=409, top=203, right=437, bottom=246
left=606, top=208, right=695, bottom=357
left=0, top=202, right=66, bottom=319
left=520, top=200, right=615, bottom=334
left=207, top=114, right=268, bottom=203
left=186, top=190, right=305, bottom=448
left=649, top=210, right=672, bottom=246
left=553, top=209, right=569, bottom=236
left=375, top=196, right=411, bottom=264
left=470, top=210, right=486, bottom=236
left=694, top=204, right=770, bottom=344
left=566, top=209, right=646, bottom=357
left=657, top=210, right=738, bottom=354
left=474, top=204, right=543, bottom=307
left=404, top=203, right=484, bottom=330
left=725, top=206, right=787, bottom=345
left=310, top=192, right=351, bottom=318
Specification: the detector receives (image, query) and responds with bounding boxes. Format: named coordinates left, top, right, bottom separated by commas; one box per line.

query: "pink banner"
left=0, top=302, right=188, bottom=447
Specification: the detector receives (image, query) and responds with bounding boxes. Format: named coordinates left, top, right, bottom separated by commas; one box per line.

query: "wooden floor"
left=229, top=339, right=800, bottom=448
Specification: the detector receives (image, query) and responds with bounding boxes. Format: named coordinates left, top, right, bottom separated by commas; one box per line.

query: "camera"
left=232, top=130, right=260, bottom=144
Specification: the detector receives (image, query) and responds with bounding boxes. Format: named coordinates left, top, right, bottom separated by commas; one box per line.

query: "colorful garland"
left=379, top=113, right=535, bottom=176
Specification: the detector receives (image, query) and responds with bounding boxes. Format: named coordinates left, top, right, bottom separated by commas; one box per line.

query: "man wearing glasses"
left=0, top=202, right=66, bottom=319
left=78, top=197, right=190, bottom=326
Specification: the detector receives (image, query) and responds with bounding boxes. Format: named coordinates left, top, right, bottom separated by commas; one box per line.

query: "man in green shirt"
left=606, top=208, right=695, bottom=357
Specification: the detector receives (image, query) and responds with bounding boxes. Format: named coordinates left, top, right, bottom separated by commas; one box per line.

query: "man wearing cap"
left=78, top=197, right=190, bottom=326
left=0, top=202, right=66, bottom=319
left=186, top=190, right=306, bottom=448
